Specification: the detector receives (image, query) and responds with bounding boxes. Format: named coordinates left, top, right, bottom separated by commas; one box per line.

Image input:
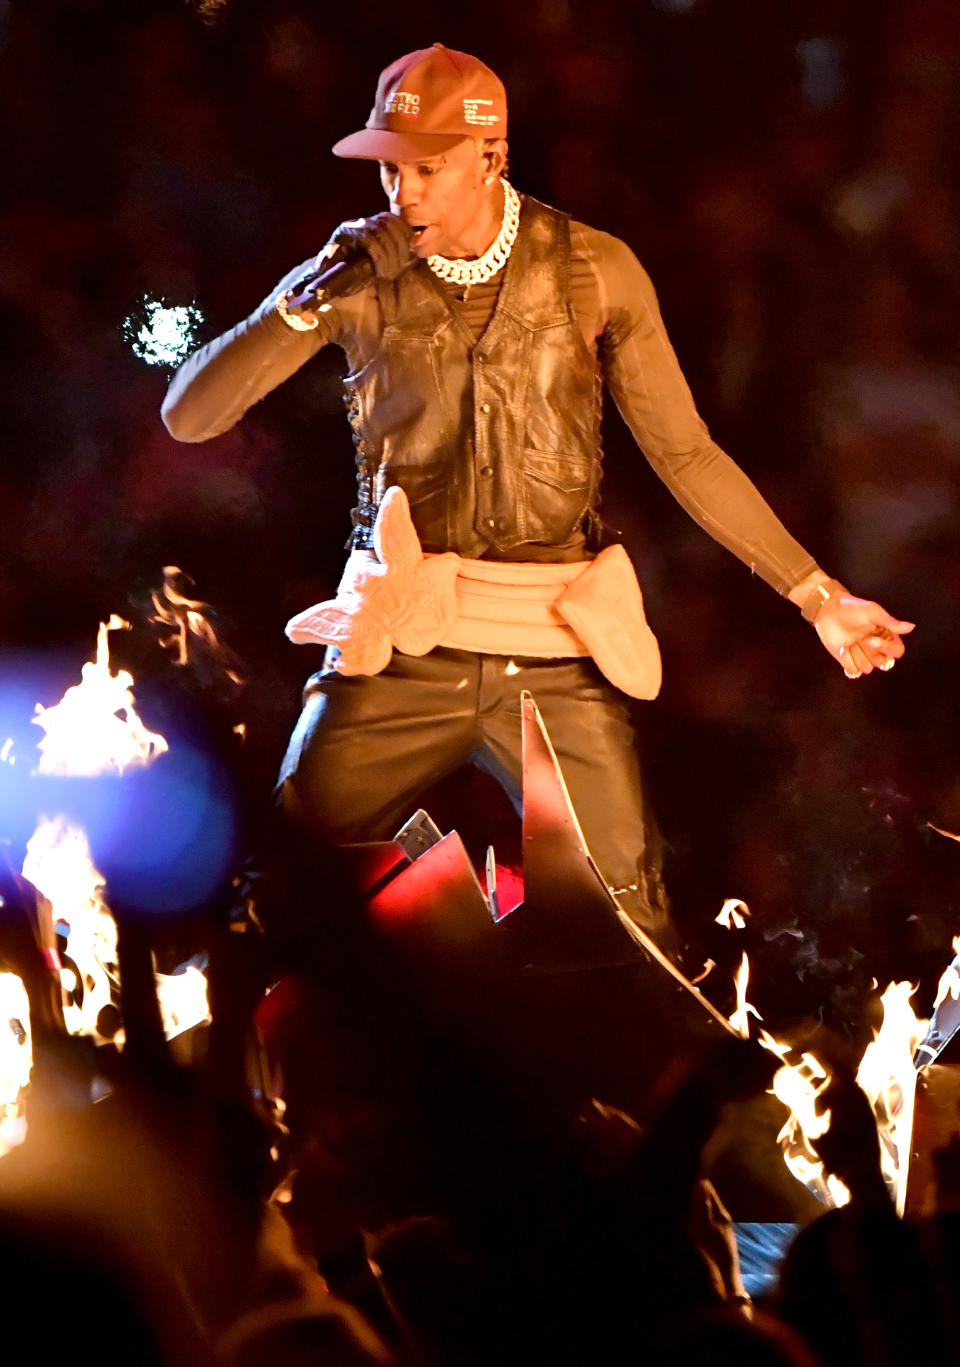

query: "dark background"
left=3, top=0, right=960, bottom=1040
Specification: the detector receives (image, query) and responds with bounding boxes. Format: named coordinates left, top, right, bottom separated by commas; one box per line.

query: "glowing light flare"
left=0, top=974, right=31, bottom=1157
left=855, top=981, right=928, bottom=1216
left=0, top=739, right=13, bottom=764
left=716, top=897, right=749, bottom=930
left=727, top=951, right=761, bottom=1038
left=32, top=618, right=167, bottom=776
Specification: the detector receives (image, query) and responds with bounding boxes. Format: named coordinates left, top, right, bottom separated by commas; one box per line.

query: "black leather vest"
left=343, top=196, right=602, bottom=558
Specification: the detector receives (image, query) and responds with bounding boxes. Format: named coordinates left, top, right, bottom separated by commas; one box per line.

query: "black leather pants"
left=278, top=647, right=671, bottom=942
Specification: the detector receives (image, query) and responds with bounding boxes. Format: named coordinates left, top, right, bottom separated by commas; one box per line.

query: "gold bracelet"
left=275, top=290, right=319, bottom=332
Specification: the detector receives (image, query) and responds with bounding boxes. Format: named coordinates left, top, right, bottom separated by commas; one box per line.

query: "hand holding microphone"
left=283, top=214, right=416, bottom=320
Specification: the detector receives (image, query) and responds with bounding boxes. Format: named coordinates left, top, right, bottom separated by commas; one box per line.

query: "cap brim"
left=332, top=128, right=470, bottom=161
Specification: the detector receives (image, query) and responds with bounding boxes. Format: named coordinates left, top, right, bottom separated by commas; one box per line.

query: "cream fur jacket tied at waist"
left=285, top=487, right=662, bottom=700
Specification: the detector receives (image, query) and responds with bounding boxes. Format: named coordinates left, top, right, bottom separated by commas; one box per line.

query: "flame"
left=716, top=898, right=749, bottom=930
left=855, top=981, right=928, bottom=1216
left=150, top=567, right=241, bottom=683
left=718, top=935, right=934, bottom=1214
left=932, top=937, right=960, bottom=1013
left=723, top=953, right=848, bottom=1206
left=21, top=618, right=171, bottom=1041
left=154, top=962, right=210, bottom=1040
left=746, top=971, right=932, bottom=1214
left=727, top=952, right=762, bottom=1038
left=0, top=617, right=207, bottom=1150
left=32, top=617, right=167, bottom=775
left=26, top=619, right=214, bottom=1045
left=759, top=1029, right=850, bottom=1207
left=22, top=818, right=117, bottom=1038
left=0, top=974, right=31, bottom=1157
left=753, top=976, right=927, bottom=1213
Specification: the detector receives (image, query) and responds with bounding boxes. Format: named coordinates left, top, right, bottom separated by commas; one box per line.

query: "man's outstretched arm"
left=593, top=230, right=914, bottom=675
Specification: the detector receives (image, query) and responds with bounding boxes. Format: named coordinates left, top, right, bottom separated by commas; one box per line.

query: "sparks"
left=122, top=296, right=204, bottom=368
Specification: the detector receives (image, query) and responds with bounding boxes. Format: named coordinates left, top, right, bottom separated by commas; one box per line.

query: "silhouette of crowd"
left=5, top=794, right=960, bottom=1367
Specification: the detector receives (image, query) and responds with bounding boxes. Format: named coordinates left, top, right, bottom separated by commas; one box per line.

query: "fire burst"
left=855, top=982, right=928, bottom=1216
left=723, top=935, right=931, bottom=1211
left=0, top=615, right=212, bottom=1155
left=32, top=616, right=167, bottom=777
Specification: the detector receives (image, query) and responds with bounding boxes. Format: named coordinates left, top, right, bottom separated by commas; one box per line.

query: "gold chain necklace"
left=427, top=181, right=521, bottom=287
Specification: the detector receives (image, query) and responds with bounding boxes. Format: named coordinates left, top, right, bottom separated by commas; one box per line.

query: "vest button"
left=480, top=402, right=492, bottom=414
left=480, top=465, right=493, bottom=477
left=485, top=517, right=496, bottom=528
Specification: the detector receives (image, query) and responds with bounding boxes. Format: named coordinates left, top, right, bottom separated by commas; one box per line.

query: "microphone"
left=283, top=252, right=376, bottom=316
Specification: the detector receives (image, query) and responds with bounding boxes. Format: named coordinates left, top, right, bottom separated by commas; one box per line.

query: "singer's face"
left=379, top=138, right=505, bottom=260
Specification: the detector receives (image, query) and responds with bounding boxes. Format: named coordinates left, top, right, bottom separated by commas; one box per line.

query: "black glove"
left=330, top=212, right=416, bottom=281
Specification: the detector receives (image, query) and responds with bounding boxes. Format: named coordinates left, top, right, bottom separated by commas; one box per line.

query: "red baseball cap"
left=332, top=43, right=508, bottom=161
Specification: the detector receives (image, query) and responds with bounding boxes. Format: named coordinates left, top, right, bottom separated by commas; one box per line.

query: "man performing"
left=162, top=43, right=912, bottom=954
